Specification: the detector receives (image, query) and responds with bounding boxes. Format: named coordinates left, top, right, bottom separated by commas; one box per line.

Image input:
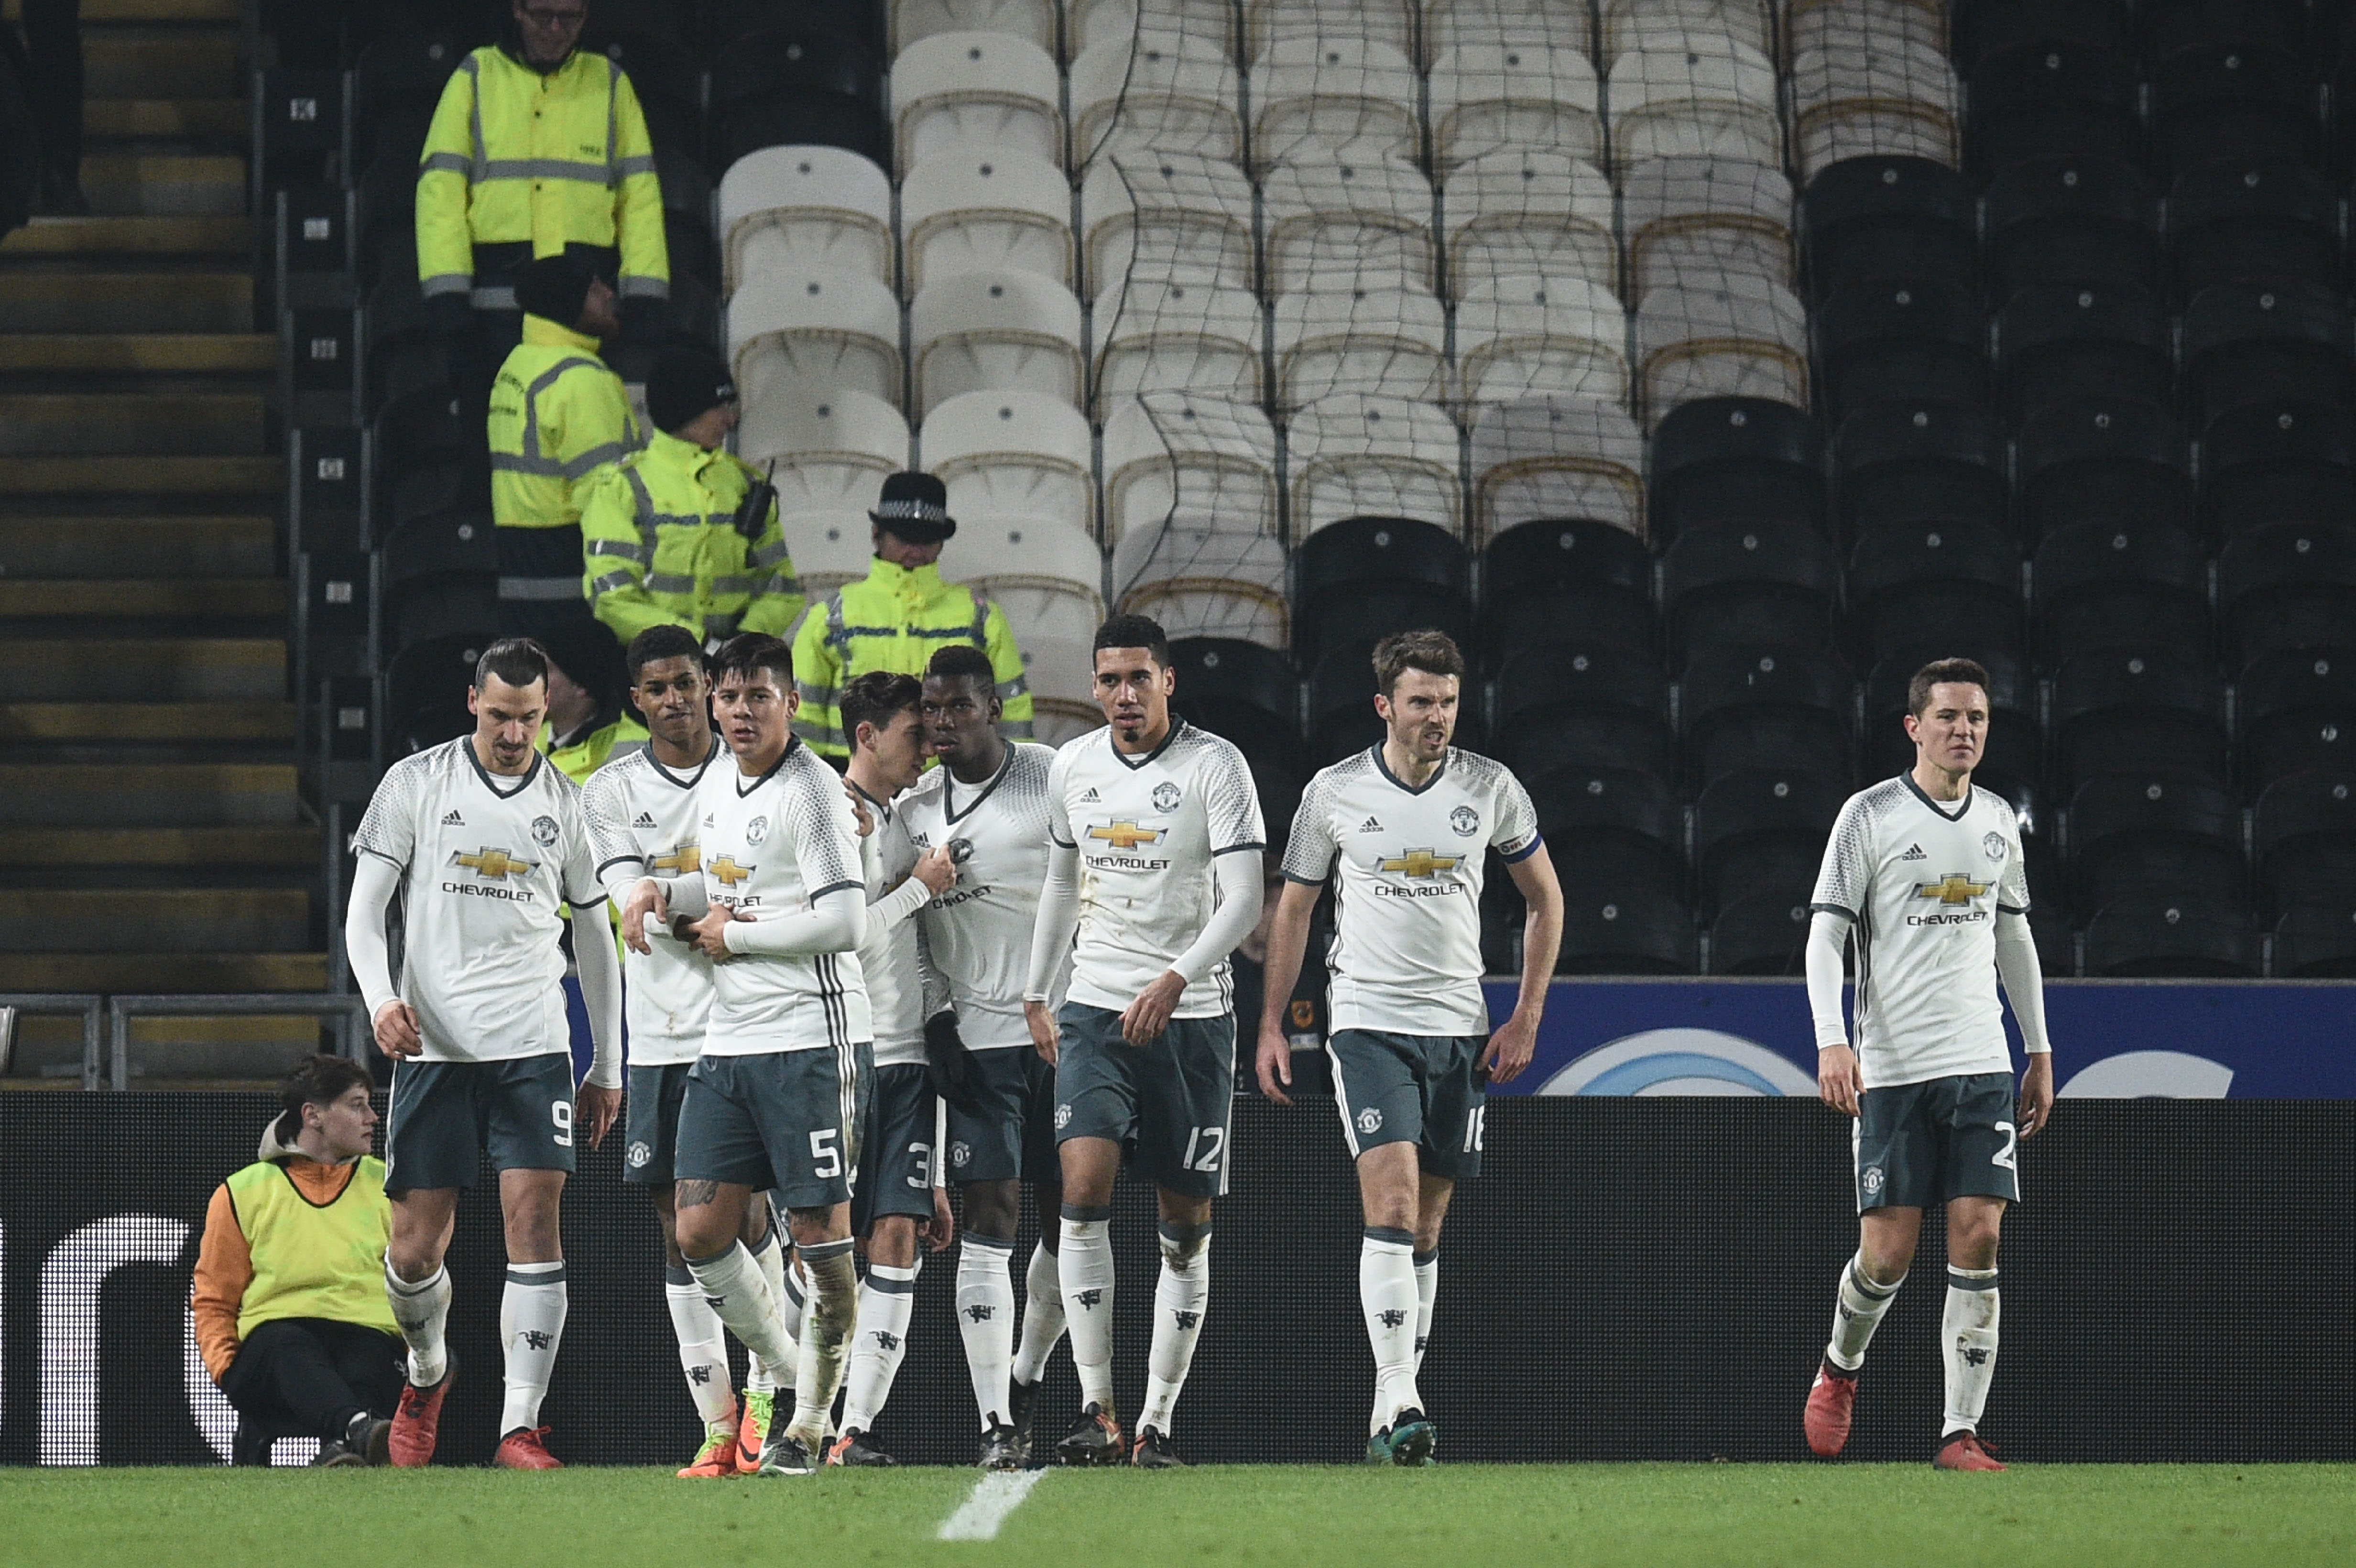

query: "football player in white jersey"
left=903, top=644, right=1070, bottom=1470
left=1255, top=630, right=1564, bottom=1465
left=1024, top=615, right=1265, bottom=1468
left=344, top=638, right=624, bottom=1470
left=1801, top=657, right=2056, bottom=1472
left=829, top=671, right=958, bottom=1466
left=582, top=625, right=799, bottom=1478
left=621, top=633, right=872, bottom=1476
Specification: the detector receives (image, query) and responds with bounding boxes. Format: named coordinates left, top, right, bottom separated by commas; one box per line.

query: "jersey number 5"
left=811, top=1127, right=842, bottom=1179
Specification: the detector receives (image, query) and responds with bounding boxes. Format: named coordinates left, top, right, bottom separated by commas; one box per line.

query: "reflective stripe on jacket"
left=577, top=428, right=806, bottom=647
left=788, top=557, right=1033, bottom=758
left=488, top=316, right=640, bottom=553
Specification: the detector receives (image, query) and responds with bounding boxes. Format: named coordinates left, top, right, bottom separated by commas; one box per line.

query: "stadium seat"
left=2254, top=771, right=2356, bottom=915
left=2083, top=895, right=2261, bottom=978
left=382, top=510, right=498, bottom=654
left=782, top=509, right=882, bottom=595
left=1167, top=637, right=1305, bottom=779
left=922, top=390, right=1094, bottom=537
left=898, top=148, right=1074, bottom=298
left=1451, top=274, right=1629, bottom=410
left=1847, top=520, right=2023, bottom=668
left=1101, top=392, right=1279, bottom=545
left=1068, top=28, right=1244, bottom=167
left=2271, top=900, right=2356, bottom=978
left=349, top=33, right=462, bottom=178
left=1271, top=280, right=1450, bottom=409
left=706, top=0, right=882, bottom=53
left=2051, top=644, right=2231, bottom=792
left=2237, top=647, right=2356, bottom=792
left=1468, top=398, right=1645, bottom=544
left=383, top=459, right=491, bottom=539
left=1554, top=888, right=1700, bottom=975
left=1286, top=395, right=1466, bottom=540
left=1480, top=517, right=1657, bottom=665
left=2149, top=41, right=2315, bottom=175
left=1526, top=766, right=1685, bottom=903
left=1833, top=400, right=2009, bottom=546
left=1951, top=0, right=2130, bottom=70
left=2067, top=773, right=2247, bottom=915
left=1983, top=155, right=2160, bottom=298
left=1682, top=644, right=1856, bottom=788
left=1813, top=278, right=1989, bottom=422
left=1995, top=283, right=2171, bottom=424
left=353, top=154, right=422, bottom=290
left=1710, top=893, right=1816, bottom=975
left=891, top=32, right=1064, bottom=171
left=1650, top=396, right=1827, bottom=543
left=1443, top=152, right=1620, bottom=299
left=1788, top=29, right=1961, bottom=183
left=2166, top=159, right=2341, bottom=305
left=2217, top=523, right=2356, bottom=671
left=718, top=147, right=895, bottom=297
left=1294, top=517, right=1472, bottom=666
left=1245, top=0, right=1417, bottom=65
left=935, top=516, right=1106, bottom=654
left=736, top=387, right=911, bottom=515
left=385, top=632, right=494, bottom=756
left=908, top=270, right=1086, bottom=415
left=1692, top=767, right=1850, bottom=920
left=1426, top=41, right=1602, bottom=173
left=1260, top=154, right=1437, bottom=297
left=653, top=153, right=720, bottom=292
left=710, top=23, right=888, bottom=170
left=1080, top=151, right=1258, bottom=299
left=1619, top=156, right=1793, bottom=307
left=1963, top=40, right=2141, bottom=176
left=1090, top=277, right=1266, bottom=415
left=1248, top=39, right=1423, bottom=174
left=2034, top=519, right=2209, bottom=664
left=1426, top=0, right=1596, bottom=65
left=725, top=267, right=904, bottom=411
left=1603, top=33, right=1782, bottom=180
left=589, top=27, right=701, bottom=163
left=1019, top=635, right=1110, bottom=745
left=1067, top=0, right=1235, bottom=60
left=2136, top=0, right=2307, bottom=61
left=2180, top=282, right=2356, bottom=435
left=891, top=0, right=1058, bottom=56
left=1661, top=518, right=1840, bottom=662
left=1115, top=521, right=1290, bottom=650
left=2198, top=400, right=2356, bottom=543
left=372, top=383, right=479, bottom=476
left=1495, top=641, right=1675, bottom=781
left=2018, top=399, right=2194, bottom=547
left=1634, top=273, right=1810, bottom=429
left=1600, top=0, right=1772, bottom=65
left=1863, top=647, right=2042, bottom=787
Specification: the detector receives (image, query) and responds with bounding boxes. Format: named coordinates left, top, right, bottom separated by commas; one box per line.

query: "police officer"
left=578, top=346, right=806, bottom=652
left=790, top=472, right=1034, bottom=761
left=489, top=252, right=639, bottom=638
left=535, top=621, right=647, bottom=785
left=414, top=0, right=668, bottom=348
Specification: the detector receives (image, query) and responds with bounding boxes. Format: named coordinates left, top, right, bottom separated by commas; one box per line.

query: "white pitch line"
left=937, top=1469, right=1048, bottom=1541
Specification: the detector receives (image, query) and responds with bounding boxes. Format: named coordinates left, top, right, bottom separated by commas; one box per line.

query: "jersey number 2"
left=1991, top=1120, right=2018, bottom=1173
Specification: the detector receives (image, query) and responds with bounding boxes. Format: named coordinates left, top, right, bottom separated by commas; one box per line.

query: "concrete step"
left=0, top=951, right=327, bottom=992
left=0, top=215, right=252, bottom=259
left=0, top=272, right=250, bottom=332
left=0, top=699, right=296, bottom=743
left=85, top=33, right=240, bottom=100
left=0, top=394, right=266, bottom=456
left=86, top=99, right=248, bottom=141
left=0, top=455, right=278, bottom=498
left=0, top=640, right=283, bottom=702
left=0, top=824, right=318, bottom=869
left=0, top=515, right=274, bottom=577
left=83, top=153, right=247, bottom=218
left=0, top=762, right=297, bottom=826
left=0, top=888, right=310, bottom=953
left=0, top=578, right=284, bottom=617
left=0, top=335, right=275, bottom=376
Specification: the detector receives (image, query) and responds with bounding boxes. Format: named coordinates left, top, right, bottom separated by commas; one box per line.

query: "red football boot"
left=386, top=1358, right=456, bottom=1469
left=1934, top=1431, right=2005, bottom=1471
left=1803, top=1358, right=1858, bottom=1457
left=494, top=1426, right=564, bottom=1470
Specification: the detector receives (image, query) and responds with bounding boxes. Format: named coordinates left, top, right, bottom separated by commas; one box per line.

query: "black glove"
left=925, top=1011, right=982, bottom=1115
left=420, top=290, right=473, bottom=338
left=619, top=294, right=668, bottom=343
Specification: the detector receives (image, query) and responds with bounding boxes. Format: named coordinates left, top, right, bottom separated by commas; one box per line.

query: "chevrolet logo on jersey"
left=651, top=844, right=701, bottom=875
left=1381, top=849, right=1461, bottom=878
left=450, top=847, right=535, bottom=879
left=1088, top=821, right=1161, bottom=850
left=1915, top=872, right=1991, bottom=906
left=708, top=856, right=753, bottom=888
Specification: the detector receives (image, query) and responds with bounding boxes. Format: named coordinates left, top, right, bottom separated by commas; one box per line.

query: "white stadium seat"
left=1090, top=276, right=1266, bottom=416
left=1422, top=0, right=1593, bottom=69
left=922, top=389, right=1096, bottom=536
left=891, top=32, right=1065, bottom=171
left=1260, top=152, right=1436, bottom=297
left=1600, top=0, right=1773, bottom=66
left=1635, top=272, right=1809, bottom=428
left=1080, top=150, right=1256, bottom=298
left=899, top=147, right=1075, bottom=297
left=1067, top=0, right=1237, bottom=64
left=1114, top=524, right=1290, bottom=650
left=909, top=269, right=1086, bottom=415
left=1604, top=33, right=1782, bottom=178
left=1069, top=28, right=1244, bottom=168
left=1427, top=42, right=1602, bottom=173
left=1102, top=392, right=1279, bottom=544
left=735, top=388, right=911, bottom=516
left=1441, top=150, right=1617, bottom=299
left=726, top=267, right=905, bottom=411
left=1286, top=393, right=1466, bottom=538
left=1015, top=633, right=1109, bottom=743
left=717, top=147, right=894, bottom=295
left=1468, top=395, right=1646, bottom=543
left=1453, top=272, right=1630, bottom=409
left=937, top=516, right=1107, bottom=654
left=1249, top=38, right=1422, bottom=174
left=1789, top=33, right=1959, bottom=179
left=1787, top=0, right=1950, bottom=56
left=1272, top=279, right=1449, bottom=410
left=781, top=508, right=881, bottom=597
left=891, top=0, right=1059, bottom=57
left=1246, top=0, right=1415, bottom=65
left=1620, top=155, right=1794, bottom=306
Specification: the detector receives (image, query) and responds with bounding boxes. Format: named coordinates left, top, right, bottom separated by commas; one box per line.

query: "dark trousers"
left=19, top=0, right=80, bottom=179
left=218, top=1317, right=405, bottom=1462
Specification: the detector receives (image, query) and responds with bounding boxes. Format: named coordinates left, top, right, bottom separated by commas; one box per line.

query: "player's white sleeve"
left=720, top=882, right=866, bottom=957
left=1993, top=912, right=2052, bottom=1056
left=1168, top=847, right=1264, bottom=986
left=1809, top=794, right=1874, bottom=921
left=1024, top=841, right=1080, bottom=1003
left=344, top=853, right=402, bottom=1019
left=658, top=872, right=710, bottom=920
left=1805, top=909, right=1852, bottom=1050
left=571, top=903, right=624, bottom=1088
left=1277, top=773, right=1338, bottom=884
left=870, top=872, right=931, bottom=933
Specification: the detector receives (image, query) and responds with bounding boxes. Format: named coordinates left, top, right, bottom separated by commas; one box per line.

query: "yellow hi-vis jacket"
left=577, top=428, right=806, bottom=647
left=789, top=558, right=1033, bottom=759
left=488, top=316, right=640, bottom=535
left=414, top=44, right=669, bottom=308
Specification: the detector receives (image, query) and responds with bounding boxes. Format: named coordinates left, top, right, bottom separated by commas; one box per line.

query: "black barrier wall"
left=1, top=1094, right=2350, bottom=1465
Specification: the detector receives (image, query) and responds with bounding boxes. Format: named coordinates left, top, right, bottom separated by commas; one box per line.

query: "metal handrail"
left=0, top=994, right=107, bottom=1091
left=102, top=993, right=372, bottom=1092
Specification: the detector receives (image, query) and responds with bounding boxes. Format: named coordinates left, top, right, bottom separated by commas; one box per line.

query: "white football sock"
left=1010, top=1239, right=1067, bottom=1388
left=1058, top=1209, right=1118, bottom=1412
left=684, top=1240, right=793, bottom=1371
left=498, top=1261, right=567, bottom=1436
left=786, top=1239, right=859, bottom=1448
left=1941, top=1267, right=2001, bottom=1437
left=1361, top=1228, right=1421, bottom=1433
left=1826, top=1254, right=1906, bottom=1372
left=1412, top=1249, right=1438, bottom=1375
left=384, top=1261, right=452, bottom=1388
left=664, top=1263, right=735, bottom=1426
left=956, top=1234, right=1017, bottom=1429
left=744, top=1225, right=793, bottom=1396
left=1137, top=1221, right=1211, bottom=1438
left=839, top=1261, right=919, bottom=1436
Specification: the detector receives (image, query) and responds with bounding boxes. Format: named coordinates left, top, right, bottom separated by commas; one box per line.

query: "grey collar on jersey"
left=1370, top=742, right=1450, bottom=796
left=944, top=742, right=1016, bottom=824
left=1110, top=716, right=1186, bottom=771
left=735, top=736, right=798, bottom=797
left=848, top=778, right=895, bottom=824
left=647, top=739, right=718, bottom=791
left=462, top=734, right=542, bottom=797
left=1901, top=771, right=1974, bottom=821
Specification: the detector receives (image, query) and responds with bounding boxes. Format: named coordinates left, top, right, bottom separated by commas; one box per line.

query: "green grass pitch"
left=4, top=1464, right=2351, bottom=1567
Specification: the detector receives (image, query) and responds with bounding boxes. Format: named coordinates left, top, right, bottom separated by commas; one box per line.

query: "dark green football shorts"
left=852, top=1061, right=938, bottom=1236
left=384, top=1053, right=578, bottom=1195
left=1854, top=1070, right=2022, bottom=1213
left=946, top=1045, right=1059, bottom=1187
left=675, top=1042, right=870, bottom=1211
left=622, top=1061, right=692, bottom=1186
left=1053, top=1002, right=1234, bottom=1199
left=1325, top=1027, right=1488, bottom=1180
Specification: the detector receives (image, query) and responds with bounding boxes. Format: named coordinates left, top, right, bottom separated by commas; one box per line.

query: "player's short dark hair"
left=625, top=624, right=704, bottom=684
left=926, top=642, right=998, bottom=693
left=710, top=632, right=794, bottom=690
left=273, top=1054, right=371, bottom=1146
left=841, top=671, right=922, bottom=750
left=1372, top=628, right=1466, bottom=696
left=473, top=636, right=547, bottom=694
left=1092, top=612, right=1170, bottom=668
left=1908, top=657, right=1992, bottom=717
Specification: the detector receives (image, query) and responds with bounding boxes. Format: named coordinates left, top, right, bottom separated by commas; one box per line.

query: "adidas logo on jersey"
left=441, top=810, right=465, bottom=826
left=632, top=812, right=657, bottom=828
left=1358, top=817, right=1383, bottom=833
left=1080, top=787, right=1100, bottom=801
left=1900, top=843, right=1927, bottom=861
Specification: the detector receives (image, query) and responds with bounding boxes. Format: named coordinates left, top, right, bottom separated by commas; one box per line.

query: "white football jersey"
left=1282, top=746, right=1541, bottom=1037
left=1047, top=720, right=1265, bottom=1019
left=696, top=738, right=873, bottom=1056
left=581, top=744, right=720, bottom=1066
left=350, top=738, right=600, bottom=1063
left=854, top=783, right=933, bottom=1068
left=1810, top=776, right=2032, bottom=1089
left=902, top=741, right=1063, bottom=1050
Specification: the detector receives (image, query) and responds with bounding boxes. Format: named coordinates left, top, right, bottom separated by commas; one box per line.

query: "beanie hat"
left=646, top=346, right=737, bottom=435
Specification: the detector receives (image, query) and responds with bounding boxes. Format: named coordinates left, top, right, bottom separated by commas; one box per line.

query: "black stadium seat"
left=2051, top=644, right=2231, bottom=791
left=1167, top=638, right=1304, bottom=783
left=1307, top=643, right=1488, bottom=767
left=2216, top=522, right=2356, bottom=669
left=2236, top=646, right=2356, bottom=791
left=1864, top=646, right=2041, bottom=792
left=1709, top=892, right=1814, bottom=976
left=2083, top=894, right=2260, bottom=977
left=2016, top=399, right=2194, bottom=546
left=584, top=28, right=703, bottom=164
left=1648, top=398, right=1827, bottom=542
left=2148, top=42, right=2316, bottom=175
left=385, top=633, right=494, bottom=756
left=1479, top=518, right=1656, bottom=668
left=2198, top=400, right=2356, bottom=541
left=2066, top=772, right=2246, bottom=915
left=2180, top=281, right=2356, bottom=434
left=1524, top=766, right=1684, bottom=903
left=2272, top=901, right=2356, bottom=977
left=1963, top=41, right=2141, bottom=176
left=711, top=22, right=889, bottom=169
left=2253, top=772, right=2356, bottom=915
left=1994, top=283, right=2170, bottom=422
left=1495, top=643, right=1676, bottom=783
left=2137, top=0, right=2308, bottom=63
left=1798, top=156, right=1977, bottom=306
left=1952, top=0, right=2132, bottom=75
left=1814, top=278, right=1990, bottom=420
left=1660, top=520, right=1839, bottom=663
left=1833, top=400, right=2009, bottom=544
left=1692, top=768, right=1848, bottom=920
left=1847, top=519, right=2022, bottom=669
left=2166, top=159, right=2341, bottom=304
left=1295, top=517, right=1472, bottom=667
left=1681, top=644, right=1854, bottom=789
left=1982, top=155, right=2159, bottom=297
left=1554, top=888, right=1698, bottom=976
left=350, top=33, right=465, bottom=178
left=2033, top=518, right=2209, bottom=664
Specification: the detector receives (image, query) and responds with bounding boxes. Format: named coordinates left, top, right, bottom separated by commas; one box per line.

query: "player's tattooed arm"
left=674, top=1180, right=720, bottom=1210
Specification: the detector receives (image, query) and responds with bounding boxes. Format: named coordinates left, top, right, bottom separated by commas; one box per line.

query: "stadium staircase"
left=0, top=0, right=326, bottom=1086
